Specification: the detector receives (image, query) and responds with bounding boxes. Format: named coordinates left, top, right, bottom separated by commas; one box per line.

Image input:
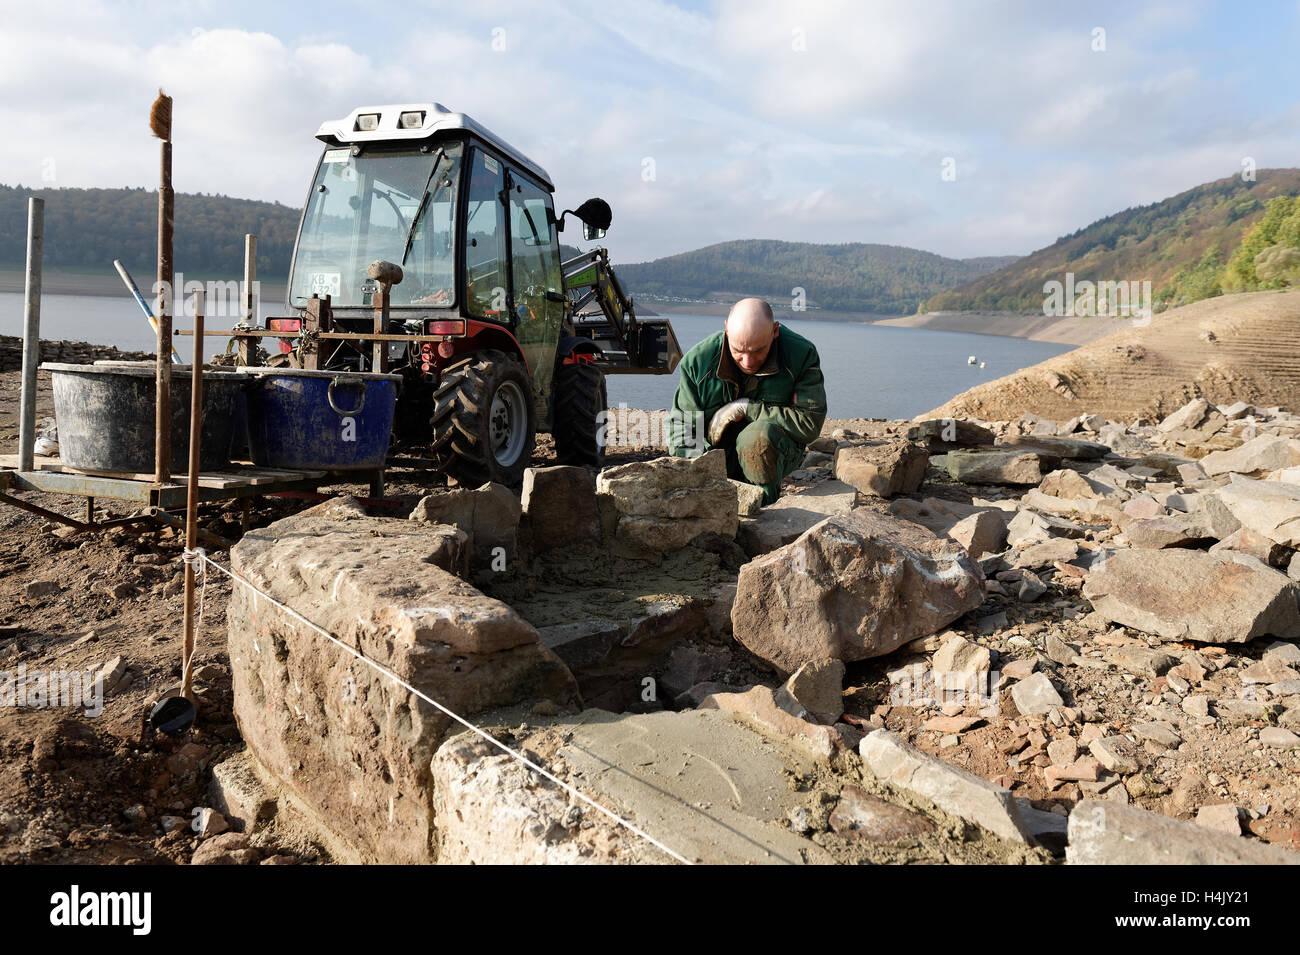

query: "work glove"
left=707, top=399, right=751, bottom=445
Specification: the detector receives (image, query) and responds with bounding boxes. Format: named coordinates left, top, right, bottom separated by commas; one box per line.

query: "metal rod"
left=18, top=197, right=43, bottom=472
left=0, top=489, right=152, bottom=533
left=373, top=287, right=387, bottom=372
left=155, top=309, right=172, bottom=484
left=181, top=290, right=204, bottom=704
left=241, top=234, right=256, bottom=366
left=0, top=490, right=86, bottom=529
left=174, top=329, right=448, bottom=343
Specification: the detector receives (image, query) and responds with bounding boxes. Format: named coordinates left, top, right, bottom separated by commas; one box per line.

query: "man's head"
left=725, top=297, right=779, bottom=375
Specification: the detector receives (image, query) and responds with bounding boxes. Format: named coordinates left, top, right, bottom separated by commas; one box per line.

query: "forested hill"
left=1, top=184, right=1019, bottom=314
left=0, top=184, right=301, bottom=279
left=924, top=168, right=1300, bottom=314
left=613, top=240, right=1019, bottom=314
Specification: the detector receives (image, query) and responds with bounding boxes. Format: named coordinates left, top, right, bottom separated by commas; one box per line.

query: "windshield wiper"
left=401, top=147, right=448, bottom=266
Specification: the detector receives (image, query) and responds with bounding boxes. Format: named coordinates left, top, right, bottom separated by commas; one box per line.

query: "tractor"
left=273, top=101, right=681, bottom=486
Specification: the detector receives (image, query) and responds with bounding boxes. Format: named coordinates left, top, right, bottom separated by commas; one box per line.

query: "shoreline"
left=5, top=270, right=1117, bottom=347
left=868, top=310, right=1132, bottom=346
left=574, top=300, right=1125, bottom=347
left=0, top=268, right=288, bottom=303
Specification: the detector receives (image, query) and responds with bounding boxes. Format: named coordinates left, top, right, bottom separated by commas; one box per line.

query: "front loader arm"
left=562, top=248, right=681, bottom=375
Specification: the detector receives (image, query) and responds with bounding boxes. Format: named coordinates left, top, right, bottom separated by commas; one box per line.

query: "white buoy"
left=979, top=362, right=986, bottom=369
left=967, top=355, right=977, bottom=365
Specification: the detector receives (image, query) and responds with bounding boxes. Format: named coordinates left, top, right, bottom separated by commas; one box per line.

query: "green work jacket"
left=666, top=325, right=828, bottom=458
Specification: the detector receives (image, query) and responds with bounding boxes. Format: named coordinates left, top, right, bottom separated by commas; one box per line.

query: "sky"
left=2, top=0, right=1298, bottom=264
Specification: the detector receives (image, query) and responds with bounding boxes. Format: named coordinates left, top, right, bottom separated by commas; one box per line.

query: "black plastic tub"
left=42, top=361, right=251, bottom=473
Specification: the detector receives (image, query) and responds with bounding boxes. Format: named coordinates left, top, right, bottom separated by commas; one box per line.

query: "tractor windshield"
left=289, top=143, right=463, bottom=308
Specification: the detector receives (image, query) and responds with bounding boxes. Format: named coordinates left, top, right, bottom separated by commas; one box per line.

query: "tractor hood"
left=316, top=102, right=553, bottom=190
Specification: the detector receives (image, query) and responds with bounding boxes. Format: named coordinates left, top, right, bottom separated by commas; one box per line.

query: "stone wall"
left=0, top=334, right=153, bottom=372
left=226, top=499, right=579, bottom=864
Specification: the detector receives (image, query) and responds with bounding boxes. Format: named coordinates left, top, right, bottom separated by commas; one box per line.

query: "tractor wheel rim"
left=489, top=380, right=528, bottom=465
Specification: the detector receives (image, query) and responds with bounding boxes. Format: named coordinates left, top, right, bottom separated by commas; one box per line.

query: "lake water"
left=0, top=293, right=1070, bottom=419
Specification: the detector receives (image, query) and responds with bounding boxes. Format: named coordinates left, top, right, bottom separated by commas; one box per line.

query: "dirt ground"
left=5, top=366, right=1298, bottom=863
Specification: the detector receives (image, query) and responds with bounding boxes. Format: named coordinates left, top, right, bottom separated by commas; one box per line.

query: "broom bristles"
left=150, top=89, right=172, bottom=141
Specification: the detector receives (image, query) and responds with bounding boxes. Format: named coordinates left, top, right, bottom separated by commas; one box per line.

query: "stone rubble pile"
left=221, top=393, right=1300, bottom=864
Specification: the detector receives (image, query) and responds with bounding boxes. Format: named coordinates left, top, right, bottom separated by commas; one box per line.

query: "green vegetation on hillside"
left=614, top=239, right=1018, bottom=314
left=925, top=168, right=1300, bottom=314
left=0, top=184, right=301, bottom=280
left=1223, top=194, right=1300, bottom=290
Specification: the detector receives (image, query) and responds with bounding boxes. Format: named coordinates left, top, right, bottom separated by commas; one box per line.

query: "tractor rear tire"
left=430, top=349, right=535, bottom=487
left=552, top=359, right=607, bottom=470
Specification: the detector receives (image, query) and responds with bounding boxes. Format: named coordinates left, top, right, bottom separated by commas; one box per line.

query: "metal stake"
left=18, top=197, right=43, bottom=472
left=180, top=290, right=204, bottom=703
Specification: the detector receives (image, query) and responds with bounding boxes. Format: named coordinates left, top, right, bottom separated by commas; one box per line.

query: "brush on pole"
left=152, top=89, right=174, bottom=484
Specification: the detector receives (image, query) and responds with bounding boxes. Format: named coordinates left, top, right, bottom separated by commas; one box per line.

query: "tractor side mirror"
left=560, top=198, right=612, bottom=240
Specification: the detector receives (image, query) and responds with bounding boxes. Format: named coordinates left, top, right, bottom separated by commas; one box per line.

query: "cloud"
left=1, top=1, right=1297, bottom=265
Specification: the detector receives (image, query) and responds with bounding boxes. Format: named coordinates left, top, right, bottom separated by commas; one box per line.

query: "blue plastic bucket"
left=239, top=368, right=402, bottom=470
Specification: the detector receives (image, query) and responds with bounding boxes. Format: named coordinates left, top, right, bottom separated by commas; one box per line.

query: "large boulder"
left=1215, top=476, right=1300, bottom=548
left=595, top=450, right=738, bottom=553
left=731, top=510, right=984, bottom=673
left=832, top=439, right=928, bottom=497
left=227, top=503, right=579, bottom=864
left=1082, top=549, right=1300, bottom=644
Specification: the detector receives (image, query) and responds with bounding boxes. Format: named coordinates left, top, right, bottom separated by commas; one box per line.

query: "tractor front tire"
left=430, top=349, right=535, bottom=487
left=552, top=358, right=607, bottom=470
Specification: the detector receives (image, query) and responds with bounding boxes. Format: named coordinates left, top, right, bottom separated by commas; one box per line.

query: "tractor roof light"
left=398, top=110, right=425, bottom=129
left=355, top=113, right=380, bottom=132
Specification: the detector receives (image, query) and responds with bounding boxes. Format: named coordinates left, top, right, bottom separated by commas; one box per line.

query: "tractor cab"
left=288, top=103, right=570, bottom=362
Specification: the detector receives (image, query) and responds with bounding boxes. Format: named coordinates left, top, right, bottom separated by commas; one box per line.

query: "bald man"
left=666, top=298, right=827, bottom=505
